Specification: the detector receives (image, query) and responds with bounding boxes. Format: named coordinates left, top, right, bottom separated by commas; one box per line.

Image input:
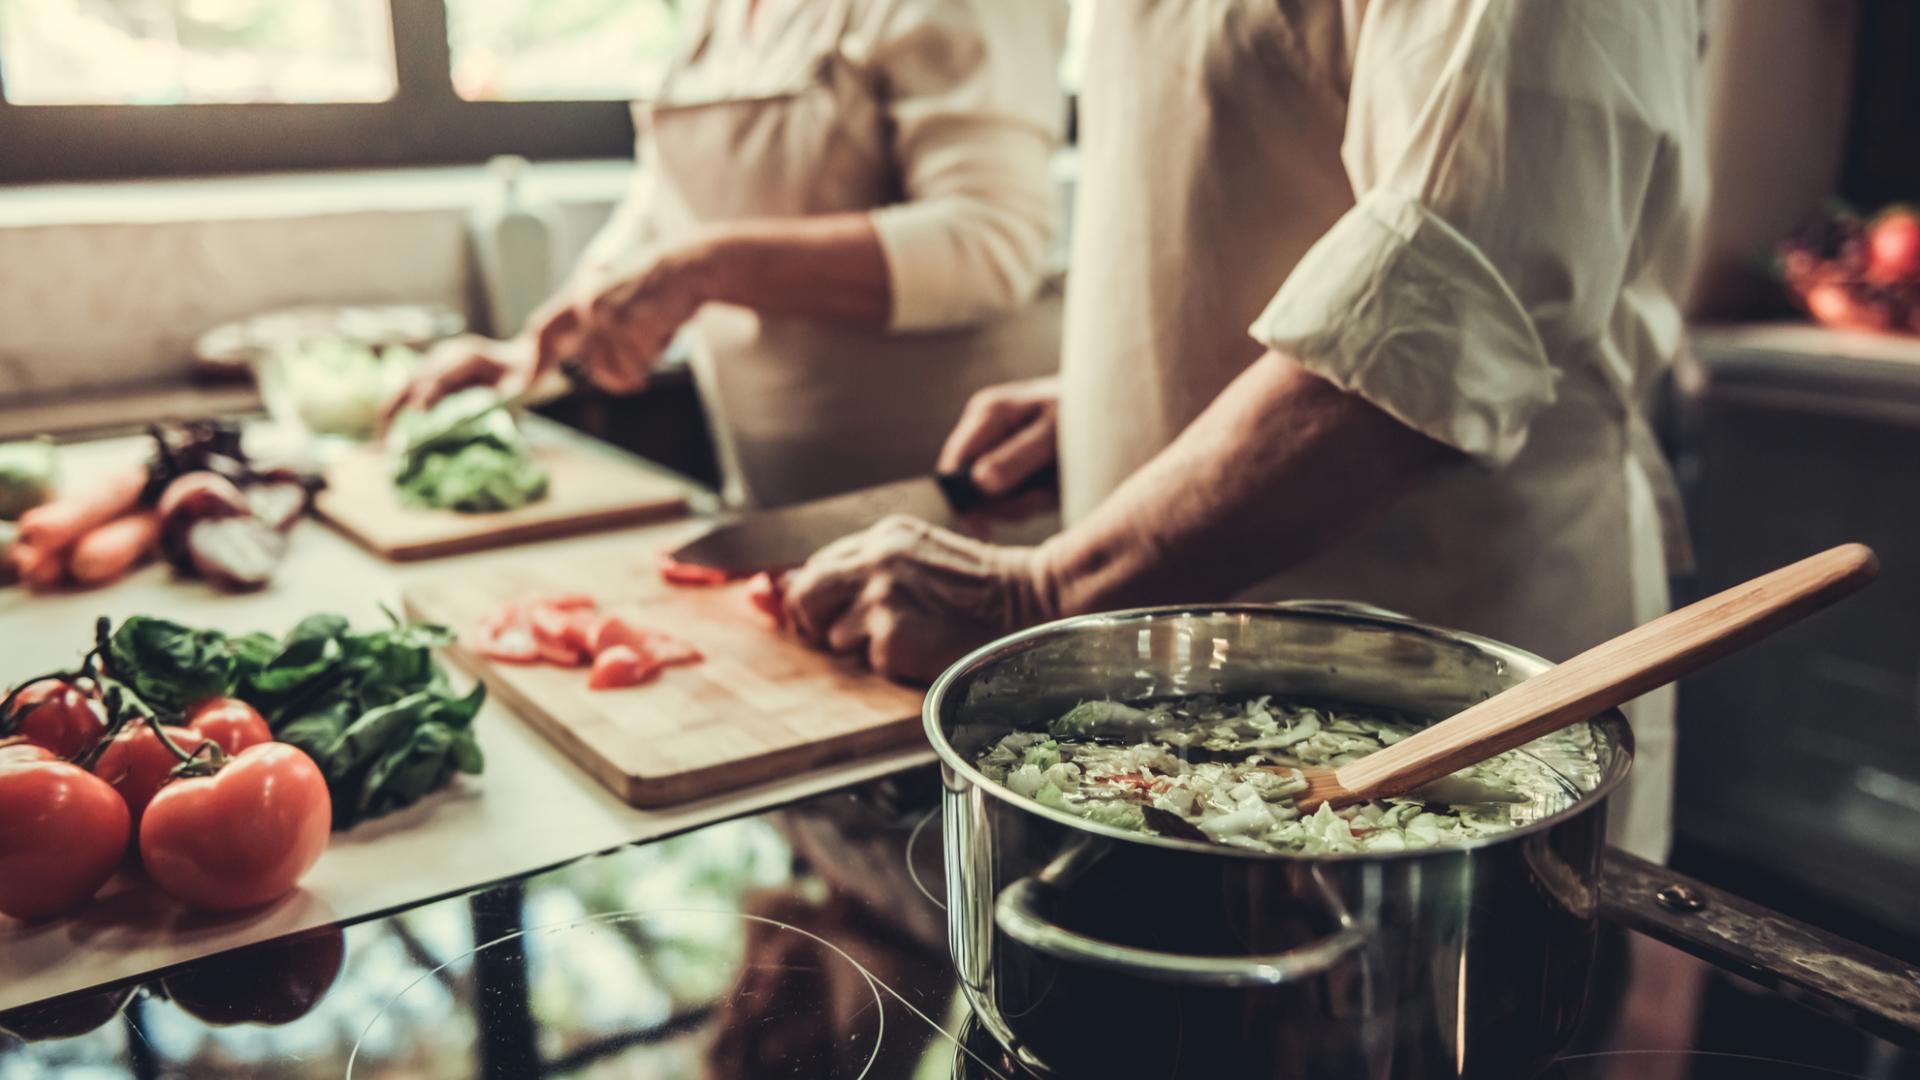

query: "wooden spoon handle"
left=1333, top=543, right=1879, bottom=801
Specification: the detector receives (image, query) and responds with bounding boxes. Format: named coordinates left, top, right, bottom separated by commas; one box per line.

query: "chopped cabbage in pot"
left=973, top=696, right=1585, bottom=856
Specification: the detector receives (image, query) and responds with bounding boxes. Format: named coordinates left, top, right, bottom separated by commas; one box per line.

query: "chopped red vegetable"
left=589, top=645, right=659, bottom=690
left=746, top=571, right=786, bottom=628
left=472, top=606, right=539, bottom=664
left=470, top=595, right=702, bottom=689
left=657, top=552, right=733, bottom=587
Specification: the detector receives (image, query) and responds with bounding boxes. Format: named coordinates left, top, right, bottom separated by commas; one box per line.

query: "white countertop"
left=0, top=429, right=933, bottom=1012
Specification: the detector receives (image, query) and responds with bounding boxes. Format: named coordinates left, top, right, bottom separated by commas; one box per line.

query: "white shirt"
left=581, top=0, right=1065, bottom=331
left=1059, top=0, right=1707, bottom=860
left=576, top=0, right=1068, bottom=508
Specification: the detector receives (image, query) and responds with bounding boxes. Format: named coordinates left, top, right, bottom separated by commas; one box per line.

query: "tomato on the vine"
left=0, top=757, right=130, bottom=920
left=185, top=698, right=272, bottom=756
left=0, top=739, right=54, bottom=767
left=92, top=723, right=208, bottom=825
left=4, top=679, right=105, bottom=759
left=139, top=743, right=331, bottom=912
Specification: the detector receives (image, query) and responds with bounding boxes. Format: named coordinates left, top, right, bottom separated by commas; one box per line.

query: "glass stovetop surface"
left=3, top=766, right=1915, bottom=1080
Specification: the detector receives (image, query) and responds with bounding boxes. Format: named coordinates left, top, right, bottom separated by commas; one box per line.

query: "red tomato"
left=185, top=698, right=272, bottom=756
left=164, top=927, right=345, bottom=1026
left=0, top=739, right=54, bottom=766
left=4, top=679, right=106, bottom=759
left=1867, top=208, right=1920, bottom=284
left=92, top=724, right=208, bottom=825
left=530, top=604, right=596, bottom=656
left=588, top=615, right=702, bottom=667
left=658, top=553, right=733, bottom=586
left=139, top=743, right=331, bottom=912
left=0, top=758, right=131, bottom=920
left=471, top=610, right=540, bottom=664
left=588, top=644, right=659, bottom=690
left=528, top=605, right=589, bottom=667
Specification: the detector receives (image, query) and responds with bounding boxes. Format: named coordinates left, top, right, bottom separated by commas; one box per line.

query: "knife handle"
left=936, top=462, right=1058, bottom=514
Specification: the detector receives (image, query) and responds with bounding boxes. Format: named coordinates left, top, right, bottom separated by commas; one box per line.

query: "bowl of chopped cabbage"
left=925, top=601, right=1631, bottom=1079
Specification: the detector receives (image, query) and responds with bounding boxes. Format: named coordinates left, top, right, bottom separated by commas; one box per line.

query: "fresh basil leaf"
left=323, top=691, right=433, bottom=783
left=108, top=617, right=234, bottom=712
left=249, top=634, right=343, bottom=696
left=286, top=613, right=350, bottom=646
left=449, top=727, right=485, bottom=774
left=355, top=722, right=454, bottom=820
left=276, top=700, right=355, bottom=764
left=225, top=631, right=280, bottom=678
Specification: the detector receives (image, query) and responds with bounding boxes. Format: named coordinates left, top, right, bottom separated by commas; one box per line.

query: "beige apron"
left=634, top=0, right=1061, bottom=509
left=1059, top=0, right=1687, bottom=860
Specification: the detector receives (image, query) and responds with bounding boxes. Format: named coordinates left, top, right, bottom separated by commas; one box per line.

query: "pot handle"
left=994, top=862, right=1368, bottom=988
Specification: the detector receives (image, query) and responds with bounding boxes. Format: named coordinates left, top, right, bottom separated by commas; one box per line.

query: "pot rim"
left=923, top=602, right=1635, bottom=863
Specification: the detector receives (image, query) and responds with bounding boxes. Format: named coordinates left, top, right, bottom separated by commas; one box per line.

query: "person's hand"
left=938, top=377, right=1060, bottom=518
left=379, top=334, right=532, bottom=431
left=781, top=515, right=1058, bottom=683
left=540, top=244, right=712, bottom=395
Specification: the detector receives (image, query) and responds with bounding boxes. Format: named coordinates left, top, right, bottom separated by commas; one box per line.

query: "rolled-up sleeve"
left=859, top=0, right=1066, bottom=331
left=1251, top=0, right=1681, bottom=467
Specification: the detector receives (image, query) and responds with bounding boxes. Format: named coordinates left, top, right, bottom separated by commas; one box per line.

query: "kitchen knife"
left=669, top=465, right=1057, bottom=576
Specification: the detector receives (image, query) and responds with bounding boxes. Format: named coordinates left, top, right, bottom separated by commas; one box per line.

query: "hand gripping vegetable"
left=0, top=752, right=131, bottom=920
left=139, top=741, right=331, bottom=911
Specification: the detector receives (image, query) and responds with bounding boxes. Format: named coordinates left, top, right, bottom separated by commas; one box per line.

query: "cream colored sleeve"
left=1250, top=0, right=1696, bottom=467
left=858, top=0, right=1066, bottom=331
left=572, top=160, right=660, bottom=283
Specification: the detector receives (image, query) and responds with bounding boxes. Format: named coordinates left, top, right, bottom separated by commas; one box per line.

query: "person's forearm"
left=687, top=214, right=893, bottom=325
left=1034, top=351, right=1460, bottom=615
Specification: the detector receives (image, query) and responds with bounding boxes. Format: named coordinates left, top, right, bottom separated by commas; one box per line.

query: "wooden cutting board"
left=315, top=443, right=689, bottom=561
left=402, top=557, right=927, bottom=807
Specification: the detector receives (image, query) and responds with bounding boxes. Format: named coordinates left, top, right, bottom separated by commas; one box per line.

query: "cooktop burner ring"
left=345, top=907, right=890, bottom=1080
left=907, top=807, right=945, bottom=911
left=1550, top=1050, right=1874, bottom=1078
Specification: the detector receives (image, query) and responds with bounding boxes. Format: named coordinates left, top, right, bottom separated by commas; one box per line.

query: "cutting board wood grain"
left=316, top=444, right=689, bottom=561
left=403, top=558, right=926, bottom=807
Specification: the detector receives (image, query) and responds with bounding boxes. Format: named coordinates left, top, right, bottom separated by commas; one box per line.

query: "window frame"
left=0, top=0, right=637, bottom=183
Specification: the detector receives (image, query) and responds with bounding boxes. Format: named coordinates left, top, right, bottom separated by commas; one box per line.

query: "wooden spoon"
left=1291, top=543, right=1879, bottom=812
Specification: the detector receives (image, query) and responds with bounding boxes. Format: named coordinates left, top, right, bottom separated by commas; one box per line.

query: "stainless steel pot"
left=924, top=603, right=1633, bottom=1079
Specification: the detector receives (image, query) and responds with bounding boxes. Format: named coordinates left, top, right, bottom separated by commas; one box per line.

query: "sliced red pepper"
left=745, top=571, right=787, bottom=627
left=657, top=552, right=734, bottom=587
left=589, top=645, right=661, bottom=690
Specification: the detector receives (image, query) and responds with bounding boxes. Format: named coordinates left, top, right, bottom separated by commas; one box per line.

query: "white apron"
left=633, top=0, right=1061, bottom=509
left=1059, top=0, right=1698, bottom=861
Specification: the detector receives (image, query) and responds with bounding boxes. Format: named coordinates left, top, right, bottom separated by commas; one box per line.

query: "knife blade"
left=669, top=463, right=1061, bottom=576
left=668, top=476, right=963, bottom=576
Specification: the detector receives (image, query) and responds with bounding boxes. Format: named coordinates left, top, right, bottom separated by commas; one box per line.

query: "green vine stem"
left=9, top=615, right=222, bottom=777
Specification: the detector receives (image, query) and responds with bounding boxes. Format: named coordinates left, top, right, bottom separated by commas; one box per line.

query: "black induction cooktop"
left=2, top=765, right=1915, bottom=1079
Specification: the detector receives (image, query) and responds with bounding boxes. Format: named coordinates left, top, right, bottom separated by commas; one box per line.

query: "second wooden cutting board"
left=403, top=556, right=926, bottom=807
left=317, top=442, right=689, bottom=562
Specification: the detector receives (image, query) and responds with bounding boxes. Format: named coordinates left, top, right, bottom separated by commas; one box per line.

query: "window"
left=0, top=0, right=397, bottom=105
left=447, top=0, right=700, bottom=103
left=0, top=0, right=689, bottom=182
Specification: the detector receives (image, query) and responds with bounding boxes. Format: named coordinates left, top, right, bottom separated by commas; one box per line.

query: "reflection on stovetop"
left=2, top=765, right=1916, bottom=1079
